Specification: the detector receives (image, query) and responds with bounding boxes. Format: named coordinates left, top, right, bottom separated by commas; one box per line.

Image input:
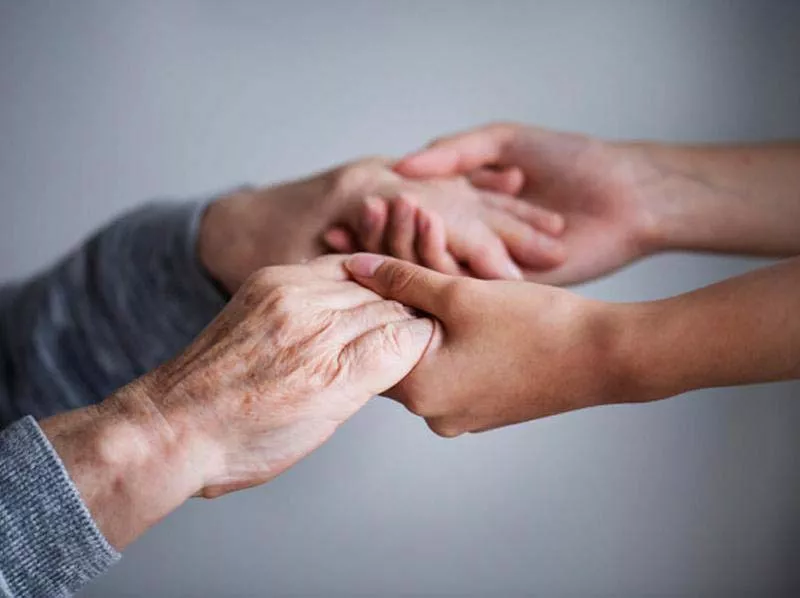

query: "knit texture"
left=0, top=417, right=119, bottom=597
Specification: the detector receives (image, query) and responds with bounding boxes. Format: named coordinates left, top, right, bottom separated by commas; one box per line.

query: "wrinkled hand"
left=346, top=254, right=623, bottom=437
left=394, top=123, right=660, bottom=285
left=143, top=255, right=434, bottom=497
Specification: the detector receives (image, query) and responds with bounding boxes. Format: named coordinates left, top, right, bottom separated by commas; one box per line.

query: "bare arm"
left=632, top=142, right=800, bottom=256
left=394, top=123, right=800, bottom=284
left=344, top=254, right=800, bottom=436
left=615, top=256, right=800, bottom=403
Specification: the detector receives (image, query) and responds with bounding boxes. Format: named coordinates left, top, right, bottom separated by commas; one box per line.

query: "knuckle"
left=427, top=419, right=464, bottom=439
left=264, top=284, right=300, bottom=313
left=441, top=278, right=477, bottom=314
left=384, top=264, right=417, bottom=298
left=247, top=267, right=277, bottom=291
left=381, top=322, right=408, bottom=358
left=403, top=392, right=429, bottom=417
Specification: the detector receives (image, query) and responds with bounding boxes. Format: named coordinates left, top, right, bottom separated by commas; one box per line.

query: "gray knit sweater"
left=0, top=200, right=227, bottom=597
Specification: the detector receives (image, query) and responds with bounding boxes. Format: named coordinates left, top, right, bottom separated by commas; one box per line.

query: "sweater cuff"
left=175, top=198, right=231, bottom=308
left=0, top=416, right=120, bottom=597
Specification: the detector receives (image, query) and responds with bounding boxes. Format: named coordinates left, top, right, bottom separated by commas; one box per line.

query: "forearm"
left=39, top=378, right=202, bottom=552
left=0, top=379, right=201, bottom=598
left=0, top=201, right=226, bottom=425
left=611, top=257, right=800, bottom=403
left=624, top=141, right=800, bottom=256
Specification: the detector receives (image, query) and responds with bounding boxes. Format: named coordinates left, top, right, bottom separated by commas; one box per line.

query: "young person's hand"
left=345, top=254, right=620, bottom=436
left=395, top=123, right=800, bottom=285
left=393, top=123, right=657, bottom=285
left=346, top=253, right=800, bottom=438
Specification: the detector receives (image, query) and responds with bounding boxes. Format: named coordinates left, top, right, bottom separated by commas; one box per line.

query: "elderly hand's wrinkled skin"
left=345, top=254, right=621, bottom=438
left=145, top=255, right=434, bottom=498
left=44, top=255, right=436, bottom=550
left=200, top=158, right=566, bottom=294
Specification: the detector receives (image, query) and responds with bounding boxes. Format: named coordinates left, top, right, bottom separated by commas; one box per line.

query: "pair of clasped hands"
left=85, top=121, right=789, bottom=550
left=147, top=123, right=640, bottom=505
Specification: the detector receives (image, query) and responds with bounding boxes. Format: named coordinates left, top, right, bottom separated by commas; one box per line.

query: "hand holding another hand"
left=200, top=157, right=566, bottom=295
left=346, top=254, right=628, bottom=437
left=44, top=256, right=434, bottom=548
left=394, top=123, right=660, bottom=285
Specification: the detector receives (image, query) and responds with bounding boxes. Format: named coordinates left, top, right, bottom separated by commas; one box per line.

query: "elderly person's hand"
left=40, top=256, right=434, bottom=549
left=390, top=123, right=655, bottom=285
left=321, top=159, right=565, bottom=279
left=199, top=157, right=565, bottom=293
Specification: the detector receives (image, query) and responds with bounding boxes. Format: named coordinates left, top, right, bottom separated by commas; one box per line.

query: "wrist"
left=616, top=141, right=730, bottom=254
left=41, top=378, right=204, bottom=550
left=197, top=187, right=261, bottom=294
left=599, top=299, right=691, bottom=406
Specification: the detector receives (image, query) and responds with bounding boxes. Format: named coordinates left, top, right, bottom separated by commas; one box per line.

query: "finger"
left=450, top=224, right=522, bottom=280
left=480, top=192, right=565, bottom=236
left=469, top=166, right=525, bottom=196
left=415, top=208, right=462, bottom=275
left=251, top=254, right=351, bottom=286
left=483, top=210, right=566, bottom=270
left=345, top=253, right=451, bottom=315
left=394, top=123, right=519, bottom=177
left=266, top=280, right=382, bottom=310
left=385, top=194, right=419, bottom=263
left=337, top=299, right=415, bottom=345
left=359, top=196, right=389, bottom=253
left=342, top=317, right=436, bottom=399
left=322, top=227, right=358, bottom=253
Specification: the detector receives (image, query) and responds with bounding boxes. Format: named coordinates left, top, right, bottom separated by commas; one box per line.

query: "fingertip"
left=361, top=196, right=386, bottom=229
left=543, top=212, right=566, bottom=236
left=345, top=253, right=386, bottom=278
left=323, top=228, right=356, bottom=253
left=468, top=248, right=522, bottom=281
left=394, top=148, right=455, bottom=177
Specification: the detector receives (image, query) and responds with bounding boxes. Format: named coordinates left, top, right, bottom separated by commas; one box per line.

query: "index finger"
left=261, top=254, right=351, bottom=285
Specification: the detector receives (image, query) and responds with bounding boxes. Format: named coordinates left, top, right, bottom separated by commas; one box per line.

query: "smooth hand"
left=345, top=254, right=623, bottom=437
left=394, top=123, right=661, bottom=285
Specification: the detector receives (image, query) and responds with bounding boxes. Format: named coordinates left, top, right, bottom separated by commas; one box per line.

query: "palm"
left=513, top=136, right=647, bottom=285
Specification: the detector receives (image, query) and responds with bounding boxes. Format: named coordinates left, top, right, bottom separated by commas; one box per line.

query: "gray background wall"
left=1, top=1, right=799, bottom=596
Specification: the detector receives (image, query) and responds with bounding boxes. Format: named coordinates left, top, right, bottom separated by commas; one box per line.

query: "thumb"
left=468, top=166, right=525, bottom=196
left=345, top=253, right=449, bottom=315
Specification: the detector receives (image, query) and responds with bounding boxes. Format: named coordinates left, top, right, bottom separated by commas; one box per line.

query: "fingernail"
left=537, top=234, right=563, bottom=253
left=418, top=212, right=430, bottom=234
left=547, top=214, right=565, bottom=235
left=346, top=253, right=386, bottom=277
left=506, top=261, right=523, bottom=280
left=360, top=197, right=380, bottom=232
